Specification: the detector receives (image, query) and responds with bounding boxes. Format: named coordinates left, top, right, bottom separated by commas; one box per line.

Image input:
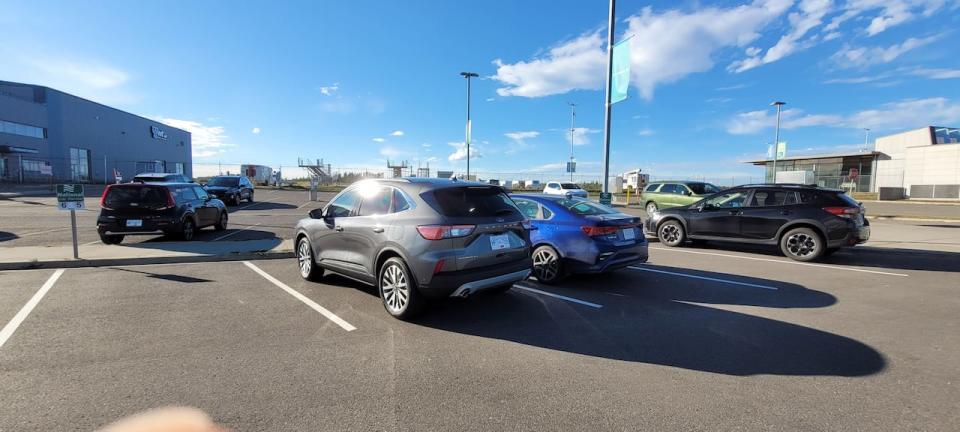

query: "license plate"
left=489, top=234, right=510, bottom=250
left=126, top=219, right=142, bottom=227
left=622, top=228, right=636, bottom=240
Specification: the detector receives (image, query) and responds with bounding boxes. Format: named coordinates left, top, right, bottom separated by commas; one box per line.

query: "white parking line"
left=649, top=246, right=910, bottom=277
left=231, top=197, right=278, bottom=212
left=211, top=223, right=263, bottom=241
left=628, top=265, right=778, bottom=290
left=0, top=227, right=71, bottom=241
left=242, top=261, right=356, bottom=331
left=0, top=269, right=65, bottom=349
left=296, top=201, right=313, bottom=210
left=512, top=283, right=603, bottom=309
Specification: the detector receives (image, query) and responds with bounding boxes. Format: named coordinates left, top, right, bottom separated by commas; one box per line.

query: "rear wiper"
left=494, top=209, right=515, bottom=215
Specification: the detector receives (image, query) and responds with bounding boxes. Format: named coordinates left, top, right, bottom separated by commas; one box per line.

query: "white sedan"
left=543, top=181, right=589, bottom=198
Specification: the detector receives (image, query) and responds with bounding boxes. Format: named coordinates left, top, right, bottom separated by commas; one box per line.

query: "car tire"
left=214, top=211, right=228, bottom=231
left=780, top=227, right=824, bottom=262
left=180, top=218, right=196, bottom=241
left=232, top=193, right=240, bottom=206
left=379, top=257, right=424, bottom=320
left=657, top=220, right=686, bottom=247
left=99, top=233, right=123, bottom=245
left=532, top=245, right=564, bottom=285
left=823, top=247, right=840, bottom=256
left=645, top=201, right=658, bottom=215
left=247, top=191, right=254, bottom=203
left=296, top=237, right=323, bottom=281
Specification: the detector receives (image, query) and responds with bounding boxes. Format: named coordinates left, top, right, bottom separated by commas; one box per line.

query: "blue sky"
left=2, top=0, right=958, bottom=179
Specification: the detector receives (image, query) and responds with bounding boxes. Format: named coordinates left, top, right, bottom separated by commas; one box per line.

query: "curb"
left=0, top=250, right=294, bottom=271
left=866, top=215, right=960, bottom=223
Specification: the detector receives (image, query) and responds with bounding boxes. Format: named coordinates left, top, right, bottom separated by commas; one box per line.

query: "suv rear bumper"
left=419, top=258, right=533, bottom=298
left=97, top=216, right=180, bottom=235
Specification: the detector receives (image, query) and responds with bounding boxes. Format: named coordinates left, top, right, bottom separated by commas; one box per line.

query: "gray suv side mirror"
left=309, top=208, right=325, bottom=219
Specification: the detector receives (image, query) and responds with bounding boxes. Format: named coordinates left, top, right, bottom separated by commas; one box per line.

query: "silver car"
left=294, top=178, right=533, bottom=320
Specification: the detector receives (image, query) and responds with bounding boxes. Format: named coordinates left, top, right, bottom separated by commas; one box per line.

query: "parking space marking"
left=231, top=197, right=278, bottom=212
left=242, top=261, right=357, bottom=331
left=513, top=283, right=603, bottom=309
left=0, top=227, right=71, bottom=240
left=628, top=265, right=778, bottom=290
left=212, top=223, right=263, bottom=241
left=0, top=269, right=65, bottom=349
left=296, top=201, right=314, bottom=210
left=648, top=246, right=910, bottom=277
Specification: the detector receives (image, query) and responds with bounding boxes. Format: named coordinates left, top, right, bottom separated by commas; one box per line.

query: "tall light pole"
left=568, top=102, right=576, bottom=182
left=460, top=72, right=478, bottom=180
left=771, top=101, right=785, bottom=183
left=600, top=0, right=616, bottom=195
left=863, top=128, right=870, bottom=152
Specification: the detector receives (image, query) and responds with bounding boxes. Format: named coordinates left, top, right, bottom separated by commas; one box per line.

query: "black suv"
left=644, top=184, right=870, bottom=261
left=204, top=175, right=255, bottom=205
left=294, top=178, right=533, bottom=320
left=97, top=183, right=228, bottom=244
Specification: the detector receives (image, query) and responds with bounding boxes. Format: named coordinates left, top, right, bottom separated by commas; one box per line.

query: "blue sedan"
left=511, top=194, right=649, bottom=284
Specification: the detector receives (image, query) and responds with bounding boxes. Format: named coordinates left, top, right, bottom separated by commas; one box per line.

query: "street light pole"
left=771, top=101, right=785, bottom=183
left=863, top=128, right=870, bottom=152
left=601, top=0, right=616, bottom=194
left=460, top=72, right=479, bottom=180
left=568, top=102, right=576, bottom=182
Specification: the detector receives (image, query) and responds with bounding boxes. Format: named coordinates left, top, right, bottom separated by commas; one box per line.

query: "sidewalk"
left=0, top=238, right=294, bottom=270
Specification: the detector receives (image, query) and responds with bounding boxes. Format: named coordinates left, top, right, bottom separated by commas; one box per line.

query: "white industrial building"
left=875, top=126, right=960, bottom=199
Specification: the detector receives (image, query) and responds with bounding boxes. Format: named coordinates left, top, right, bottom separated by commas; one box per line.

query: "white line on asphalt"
left=242, top=261, right=356, bottom=331
left=296, top=201, right=313, bottom=210
left=0, top=227, right=72, bottom=240
left=648, top=246, right=910, bottom=277
left=0, top=269, right=65, bottom=349
left=231, top=197, right=278, bottom=212
left=81, top=240, right=101, bottom=246
left=512, top=283, right=603, bottom=309
left=628, top=265, right=778, bottom=290
left=211, top=223, right=263, bottom=241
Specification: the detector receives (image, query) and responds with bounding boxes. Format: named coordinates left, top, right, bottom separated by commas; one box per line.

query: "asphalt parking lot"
left=2, top=242, right=958, bottom=430
left=0, top=188, right=336, bottom=247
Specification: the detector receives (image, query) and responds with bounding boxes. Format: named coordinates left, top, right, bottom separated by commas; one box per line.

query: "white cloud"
left=909, top=68, right=960, bottom=79
left=389, top=130, right=405, bottom=136
left=251, top=127, right=261, bottom=134
left=730, top=0, right=834, bottom=73
left=726, top=97, right=960, bottom=134
left=831, top=34, right=941, bottom=68
left=825, top=0, right=949, bottom=37
left=504, top=131, right=540, bottom=154
left=485, top=97, right=496, bottom=102
left=492, top=30, right=606, bottom=98
left=0, top=50, right=139, bottom=106
left=155, top=117, right=232, bottom=158
left=638, top=128, right=655, bottom=136
left=379, top=146, right=404, bottom=158
left=570, top=127, right=599, bottom=146
left=372, top=137, right=386, bottom=143
left=318, top=83, right=339, bottom=96
left=447, top=141, right=483, bottom=161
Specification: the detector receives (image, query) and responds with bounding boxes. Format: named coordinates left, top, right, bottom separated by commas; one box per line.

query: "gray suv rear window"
left=427, top=187, right=520, bottom=218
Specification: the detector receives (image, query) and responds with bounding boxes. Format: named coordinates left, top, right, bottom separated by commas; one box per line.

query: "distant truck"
left=621, top=169, right=649, bottom=191
left=241, top=164, right=274, bottom=185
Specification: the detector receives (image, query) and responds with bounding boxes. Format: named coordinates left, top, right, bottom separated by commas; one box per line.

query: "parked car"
left=203, top=175, right=255, bottom=205
left=542, top=181, right=589, bottom=198
left=294, top=178, right=533, bottom=320
left=641, top=181, right=722, bottom=215
left=132, top=172, right=192, bottom=183
left=644, top=184, right=870, bottom=261
left=511, top=194, right=647, bottom=284
left=97, top=182, right=228, bottom=244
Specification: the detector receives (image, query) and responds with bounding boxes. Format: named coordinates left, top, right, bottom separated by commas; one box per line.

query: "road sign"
left=599, top=192, right=612, bottom=206
left=566, top=161, right=576, bottom=173
left=57, top=184, right=85, bottom=211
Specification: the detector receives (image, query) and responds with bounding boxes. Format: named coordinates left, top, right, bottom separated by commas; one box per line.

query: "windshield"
left=556, top=198, right=616, bottom=215
left=104, top=185, right=168, bottom=209
left=207, top=177, right=239, bottom=187
left=688, top=183, right=721, bottom=194
left=427, top=186, right=520, bottom=218
left=560, top=183, right=581, bottom=189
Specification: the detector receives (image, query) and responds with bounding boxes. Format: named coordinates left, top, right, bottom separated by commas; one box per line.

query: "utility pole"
left=771, top=101, right=786, bottom=183
left=863, top=128, right=870, bottom=152
left=460, top=72, right=479, bottom=180
left=568, top=102, right=576, bottom=182
left=600, top=0, right=616, bottom=194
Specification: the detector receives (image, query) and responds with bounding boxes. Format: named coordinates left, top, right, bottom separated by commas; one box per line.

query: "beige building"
left=875, top=126, right=960, bottom=199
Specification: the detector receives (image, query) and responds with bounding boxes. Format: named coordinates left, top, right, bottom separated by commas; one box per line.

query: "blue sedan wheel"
left=532, top=245, right=563, bottom=284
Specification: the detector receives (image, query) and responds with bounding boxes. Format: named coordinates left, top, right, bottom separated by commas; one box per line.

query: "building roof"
left=743, top=150, right=883, bottom=165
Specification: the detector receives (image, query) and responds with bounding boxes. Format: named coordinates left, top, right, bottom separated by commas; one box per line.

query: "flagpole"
left=601, top=0, right=616, bottom=195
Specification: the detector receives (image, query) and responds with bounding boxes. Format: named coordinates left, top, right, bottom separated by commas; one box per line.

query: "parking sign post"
left=57, top=184, right=85, bottom=259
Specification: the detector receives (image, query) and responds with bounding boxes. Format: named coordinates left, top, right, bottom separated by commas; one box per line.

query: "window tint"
left=327, top=190, right=360, bottom=218
left=560, top=183, right=579, bottom=189
left=208, top=177, right=239, bottom=187
left=541, top=206, right=553, bottom=219
left=513, top=198, right=541, bottom=219
left=703, top=190, right=748, bottom=209
left=784, top=191, right=799, bottom=205
left=548, top=183, right=559, bottom=189
left=427, top=187, right=520, bottom=218
left=660, top=184, right=682, bottom=194
left=645, top=183, right=660, bottom=192
left=823, top=192, right=860, bottom=207
left=173, top=186, right=198, bottom=203
left=556, top=198, right=616, bottom=215
left=797, top=191, right=818, bottom=204
left=358, top=187, right=391, bottom=216
left=392, top=189, right=411, bottom=212
left=687, top=183, right=720, bottom=195
left=747, top=189, right=792, bottom=207
left=193, top=186, right=209, bottom=200
left=104, top=186, right=168, bottom=209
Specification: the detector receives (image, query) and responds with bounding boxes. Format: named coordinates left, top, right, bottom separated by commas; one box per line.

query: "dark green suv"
left=641, top=181, right=722, bottom=214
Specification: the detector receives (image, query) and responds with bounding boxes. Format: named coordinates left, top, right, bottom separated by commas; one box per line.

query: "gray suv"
left=294, top=178, right=533, bottom=320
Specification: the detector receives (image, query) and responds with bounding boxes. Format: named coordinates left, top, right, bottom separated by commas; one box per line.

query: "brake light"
left=823, top=206, right=859, bottom=218
left=581, top=225, right=619, bottom=236
left=159, top=189, right=176, bottom=210
left=416, top=224, right=476, bottom=240
left=100, top=185, right=114, bottom=210
left=433, top=259, right=445, bottom=274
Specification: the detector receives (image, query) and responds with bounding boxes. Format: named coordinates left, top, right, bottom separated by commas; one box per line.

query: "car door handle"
left=335, top=226, right=344, bottom=232
left=780, top=210, right=791, bottom=215
left=372, top=227, right=384, bottom=233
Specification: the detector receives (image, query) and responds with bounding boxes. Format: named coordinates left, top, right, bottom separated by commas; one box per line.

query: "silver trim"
left=449, top=268, right=532, bottom=297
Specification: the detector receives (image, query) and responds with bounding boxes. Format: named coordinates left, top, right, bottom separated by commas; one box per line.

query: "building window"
left=0, top=119, right=46, bottom=139
left=933, top=126, right=960, bottom=144
left=70, top=147, right=91, bottom=182
left=136, top=160, right=165, bottom=174
left=172, top=162, right=184, bottom=174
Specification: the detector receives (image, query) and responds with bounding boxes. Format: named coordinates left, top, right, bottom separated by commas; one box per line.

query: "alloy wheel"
left=646, top=202, right=658, bottom=215
left=786, top=232, right=817, bottom=257
left=533, top=248, right=559, bottom=282
left=182, top=220, right=195, bottom=240
left=297, top=239, right=312, bottom=278
left=659, top=224, right=681, bottom=244
left=381, top=263, right=409, bottom=314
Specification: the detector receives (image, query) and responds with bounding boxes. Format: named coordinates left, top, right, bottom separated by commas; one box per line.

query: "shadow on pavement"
left=109, top=267, right=214, bottom=284
left=0, top=231, right=18, bottom=242
left=228, top=202, right=297, bottom=212
left=414, top=266, right=885, bottom=377
left=120, top=235, right=282, bottom=254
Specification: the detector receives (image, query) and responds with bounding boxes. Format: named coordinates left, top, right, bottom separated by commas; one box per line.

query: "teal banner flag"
left=611, top=38, right=631, bottom=104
